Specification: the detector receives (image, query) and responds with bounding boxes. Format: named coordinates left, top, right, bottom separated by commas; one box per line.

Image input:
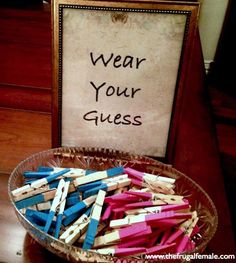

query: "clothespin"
left=59, top=207, right=92, bottom=245
left=114, top=186, right=129, bottom=194
left=175, top=215, right=199, bottom=253
left=130, top=178, right=175, bottom=195
left=15, top=189, right=56, bottom=210
left=63, top=195, right=96, bottom=218
left=116, top=235, right=148, bottom=248
left=66, top=194, right=81, bottom=207
left=93, top=222, right=148, bottom=248
left=165, top=211, right=198, bottom=245
left=13, top=177, right=73, bottom=203
left=81, top=174, right=129, bottom=197
left=44, top=179, right=67, bottom=234
left=82, top=190, right=106, bottom=250
left=25, top=209, right=56, bottom=226
left=62, top=211, right=84, bottom=227
left=13, top=185, right=51, bottom=202
left=110, top=224, right=152, bottom=248
left=104, top=193, right=141, bottom=203
left=54, top=181, right=70, bottom=238
left=74, top=166, right=124, bottom=187
left=126, top=191, right=184, bottom=205
left=77, top=174, right=128, bottom=192
left=96, top=247, right=146, bottom=257
left=24, top=167, right=87, bottom=179
left=146, top=243, right=176, bottom=255
left=109, top=211, right=192, bottom=229
left=31, top=168, right=71, bottom=189
left=77, top=181, right=103, bottom=192
left=125, top=167, right=175, bottom=184
left=101, top=205, right=112, bottom=221
left=124, top=203, right=190, bottom=215
left=37, top=201, right=52, bottom=211
left=11, top=168, right=70, bottom=199
left=78, top=222, right=107, bottom=243
left=82, top=177, right=131, bottom=198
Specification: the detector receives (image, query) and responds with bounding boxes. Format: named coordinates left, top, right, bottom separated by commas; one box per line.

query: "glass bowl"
left=8, top=147, right=218, bottom=262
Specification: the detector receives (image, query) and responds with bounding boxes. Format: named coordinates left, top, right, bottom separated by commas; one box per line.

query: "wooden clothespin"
left=43, top=179, right=65, bottom=233
left=78, top=222, right=107, bottom=243
left=124, top=203, right=190, bottom=215
left=82, top=176, right=131, bottom=198
left=93, top=222, right=148, bottom=248
left=15, top=189, right=56, bottom=210
left=127, top=191, right=184, bottom=205
left=82, top=190, right=106, bottom=250
left=36, top=201, right=52, bottom=211
left=165, top=211, right=198, bottom=245
left=146, top=243, right=176, bottom=255
left=110, top=211, right=192, bottom=229
left=59, top=207, right=92, bottom=245
left=12, top=168, right=70, bottom=199
left=74, top=166, right=124, bottom=187
left=125, top=167, right=175, bottom=184
left=95, top=247, right=146, bottom=257
left=54, top=180, right=70, bottom=238
left=175, top=214, right=199, bottom=253
left=105, top=192, right=140, bottom=203
left=63, top=195, right=96, bottom=218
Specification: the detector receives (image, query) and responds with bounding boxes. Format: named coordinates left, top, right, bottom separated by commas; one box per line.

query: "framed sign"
left=52, top=0, right=199, bottom=161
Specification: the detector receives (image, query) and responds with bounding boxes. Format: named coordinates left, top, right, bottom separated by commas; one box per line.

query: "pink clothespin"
left=125, top=167, right=175, bottom=184
left=96, top=247, right=146, bottom=257
left=126, top=191, right=184, bottom=205
left=147, top=229, right=163, bottom=247
left=165, top=211, right=198, bottom=245
left=146, top=243, right=176, bottom=255
left=148, top=218, right=187, bottom=229
left=105, top=193, right=141, bottom=203
left=93, top=222, right=148, bottom=248
left=124, top=203, right=190, bottom=215
left=175, top=216, right=199, bottom=253
left=110, top=211, right=192, bottom=228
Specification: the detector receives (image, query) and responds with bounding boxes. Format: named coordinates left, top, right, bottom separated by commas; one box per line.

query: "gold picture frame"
left=52, top=0, right=199, bottom=162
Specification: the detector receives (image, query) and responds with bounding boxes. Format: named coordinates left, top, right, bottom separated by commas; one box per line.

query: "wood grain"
left=0, top=108, right=51, bottom=174
left=0, top=83, right=51, bottom=112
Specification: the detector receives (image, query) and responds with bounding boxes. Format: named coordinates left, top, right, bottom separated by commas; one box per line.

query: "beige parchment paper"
left=61, top=8, right=186, bottom=157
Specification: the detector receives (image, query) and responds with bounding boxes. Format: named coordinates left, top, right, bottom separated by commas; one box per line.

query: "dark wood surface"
left=0, top=3, right=235, bottom=263
left=0, top=4, right=51, bottom=113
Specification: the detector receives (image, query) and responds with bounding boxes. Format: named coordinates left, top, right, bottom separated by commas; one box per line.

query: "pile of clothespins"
left=11, top=166, right=200, bottom=258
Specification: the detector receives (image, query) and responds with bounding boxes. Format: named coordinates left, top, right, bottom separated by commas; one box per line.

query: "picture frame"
left=52, top=0, right=199, bottom=162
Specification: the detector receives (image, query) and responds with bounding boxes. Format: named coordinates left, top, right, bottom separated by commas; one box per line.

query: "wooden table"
left=0, top=3, right=235, bottom=263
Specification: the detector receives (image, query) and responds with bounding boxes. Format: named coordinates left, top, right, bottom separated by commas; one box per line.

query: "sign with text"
left=52, top=0, right=199, bottom=160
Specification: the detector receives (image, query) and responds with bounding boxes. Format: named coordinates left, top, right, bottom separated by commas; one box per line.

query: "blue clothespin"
left=54, top=181, right=70, bottom=238
left=77, top=181, right=102, bottom=192
left=83, top=183, right=108, bottom=199
left=66, top=195, right=81, bottom=207
left=15, top=189, right=56, bottom=209
left=25, top=209, right=56, bottom=226
left=31, top=168, right=70, bottom=189
left=63, top=195, right=96, bottom=218
left=44, top=179, right=66, bottom=234
left=37, top=166, right=54, bottom=172
left=82, top=190, right=106, bottom=250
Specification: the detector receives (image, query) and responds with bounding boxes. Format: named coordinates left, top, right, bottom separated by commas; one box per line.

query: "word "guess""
left=83, top=110, right=142, bottom=126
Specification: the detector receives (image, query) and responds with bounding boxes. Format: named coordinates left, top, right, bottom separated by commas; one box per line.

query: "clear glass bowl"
left=8, top=147, right=218, bottom=263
